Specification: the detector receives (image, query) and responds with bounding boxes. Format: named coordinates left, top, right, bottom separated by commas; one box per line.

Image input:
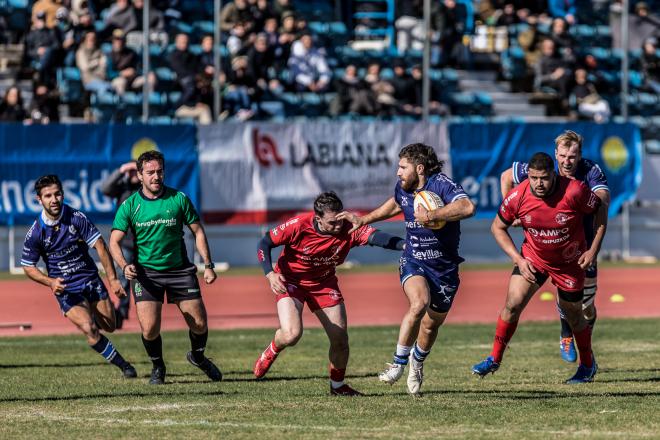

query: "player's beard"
left=399, top=175, right=418, bottom=192
left=43, top=202, right=62, bottom=218
left=530, top=176, right=556, bottom=198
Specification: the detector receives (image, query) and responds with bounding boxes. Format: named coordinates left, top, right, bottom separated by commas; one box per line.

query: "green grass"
left=1, top=319, right=660, bottom=439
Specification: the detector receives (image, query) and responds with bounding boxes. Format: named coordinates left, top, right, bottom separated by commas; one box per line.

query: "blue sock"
left=412, top=342, right=430, bottom=363
left=393, top=344, right=411, bottom=365
left=91, top=335, right=128, bottom=369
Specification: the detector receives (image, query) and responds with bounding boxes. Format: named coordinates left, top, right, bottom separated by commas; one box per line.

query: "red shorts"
left=524, top=257, right=585, bottom=292
left=275, top=276, right=343, bottom=312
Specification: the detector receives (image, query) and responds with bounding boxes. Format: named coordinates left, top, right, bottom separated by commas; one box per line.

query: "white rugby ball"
left=413, top=190, right=446, bottom=230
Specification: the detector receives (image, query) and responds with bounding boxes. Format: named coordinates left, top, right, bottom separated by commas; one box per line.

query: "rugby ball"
left=413, top=190, right=446, bottom=230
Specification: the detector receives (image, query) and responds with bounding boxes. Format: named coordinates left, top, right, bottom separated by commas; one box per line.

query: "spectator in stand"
left=249, top=0, right=275, bottom=32
left=110, top=29, right=156, bottom=95
left=220, top=0, right=253, bottom=32
left=26, top=11, right=61, bottom=85
left=395, top=0, right=424, bottom=53
left=263, top=17, right=280, bottom=47
left=549, top=17, right=573, bottom=54
left=534, top=38, right=572, bottom=98
left=225, top=56, right=256, bottom=120
left=329, top=64, right=375, bottom=116
left=436, top=0, right=468, bottom=67
left=32, top=0, right=62, bottom=29
left=29, top=83, right=61, bottom=124
left=104, top=0, right=134, bottom=34
left=0, top=86, right=28, bottom=122
left=199, top=34, right=227, bottom=83
left=227, top=22, right=255, bottom=57
left=276, top=12, right=298, bottom=68
left=105, top=0, right=167, bottom=46
left=570, top=68, right=610, bottom=123
left=518, top=14, right=543, bottom=68
left=365, top=62, right=397, bottom=117
left=69, top=0, right=94, bottom=25
left=168, top=33, right=212, bottom=124
left=273, top=0, right=295, bottom=22
left=247, top=33, right=281, bottom=95
left=288, top=32, right=331, bottom=93
left=496, top=3, right=520, bottom=27
left=641, top=38, right=660, bottom=94
left=407, top=64, right=449, bottom=116
left=390, top=59, right=414, bottom=106
left=548, top=0, right=576, bottom=25
left=76, top=31, right=113, bottom=94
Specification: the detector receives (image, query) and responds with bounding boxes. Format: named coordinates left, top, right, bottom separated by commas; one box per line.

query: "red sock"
left=490, top=316, right=518, bottom=363
left=329, top=365, right=346, bottom=383
left=573, top=326, right=593, bottom=367
left=270, top=340, right=282, bottom=354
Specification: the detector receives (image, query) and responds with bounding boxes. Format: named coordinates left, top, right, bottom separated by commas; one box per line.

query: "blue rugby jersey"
left=395, top=173, right=469, bottom=268
left=511, top=158, right=609, bottom=242
left=21, top=204, right=102, bottom=287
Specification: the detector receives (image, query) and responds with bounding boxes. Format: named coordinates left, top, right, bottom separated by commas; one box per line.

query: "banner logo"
left=601, top=136, right=628, bottom=173
left=253, top=128, right=284, bottom=167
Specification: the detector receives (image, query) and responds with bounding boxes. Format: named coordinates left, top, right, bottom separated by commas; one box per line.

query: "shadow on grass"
left=222, top=372, right=376, bottom=383
left=0, top=388, right=234, bottom=403
left=0, top=362, right=104, bottom=369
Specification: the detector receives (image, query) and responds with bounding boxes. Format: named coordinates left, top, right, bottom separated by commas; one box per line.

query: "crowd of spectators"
left=0, top=0, right=658, bottom=124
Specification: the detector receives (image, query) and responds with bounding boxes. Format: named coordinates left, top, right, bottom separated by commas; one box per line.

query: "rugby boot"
left=253, top=343, right=279, bottom=379
left=560, top=336, right=578, bottom=363
left=407, top=354, right=424, bottom=395
left=121, top=363, right=138, bottom=379
left=149, top=365, right=166, bottom=385
left=472, top=356, right=500, bottom=377
left=187, top=351, right=223, bottom=382
left=565, top=356, right=598, bottom=384
left=330, top=383, right=363, bottom=396
left=378, top=362, right=405, bottom=384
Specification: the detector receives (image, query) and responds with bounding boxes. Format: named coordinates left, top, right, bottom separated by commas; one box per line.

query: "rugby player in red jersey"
left=253, top=192, right=404, bottom=396
left=472, top=152, right=607, bottom=384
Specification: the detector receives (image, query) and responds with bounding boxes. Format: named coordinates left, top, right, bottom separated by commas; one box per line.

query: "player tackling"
left=253, top=192, right=404, bottom=396
left=473, top=152, right=607, bottom=383
left=340, top=143, right=476, bottom=395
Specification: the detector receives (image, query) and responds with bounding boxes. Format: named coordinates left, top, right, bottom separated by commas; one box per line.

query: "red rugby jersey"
left=269, top=212, right=376, bottom=284
left=498, top=176, right=601, bottom=267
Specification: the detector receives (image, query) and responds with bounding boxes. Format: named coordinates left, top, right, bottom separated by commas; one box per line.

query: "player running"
left=253, top=192, right=404, bottom=396
left=500, top=130, right=609, bottom=362
left=473, top=152, right=608, bottom=384
left=21, top=175, right=137, bottom=378
left=340, top=143, right=476, bottom=395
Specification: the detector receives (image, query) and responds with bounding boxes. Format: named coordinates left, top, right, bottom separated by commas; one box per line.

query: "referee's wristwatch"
left=204, top=262, right=215, bottom=270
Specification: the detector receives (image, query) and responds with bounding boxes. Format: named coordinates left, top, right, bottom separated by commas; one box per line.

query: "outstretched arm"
left=93, top=237, right=125, bottom=298
left=336, top=197, right=402, bottom=233
left=367, top=230, right=405, bottom=251
left=23, top=266, right=66, bottom=295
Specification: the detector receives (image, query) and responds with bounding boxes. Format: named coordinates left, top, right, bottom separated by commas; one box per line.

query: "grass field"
left=2, top=318, right=660, bottom=439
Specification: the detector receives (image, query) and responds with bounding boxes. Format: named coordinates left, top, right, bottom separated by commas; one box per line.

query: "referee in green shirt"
left=109, top=150, right=221, bottom=385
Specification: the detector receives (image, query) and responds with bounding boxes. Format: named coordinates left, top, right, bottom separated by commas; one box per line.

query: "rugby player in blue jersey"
left=338, top=143, right=476, bottom=395
left=500, top=130, right=610, bottom=363
left=21, top=175, right=137, bottom=378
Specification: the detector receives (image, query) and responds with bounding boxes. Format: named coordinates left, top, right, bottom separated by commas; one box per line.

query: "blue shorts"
left=585, top=262, right=597, bottom=279
left=399, top=257, right=460, bottom=313
left=55, top=277, right=109, bottom=314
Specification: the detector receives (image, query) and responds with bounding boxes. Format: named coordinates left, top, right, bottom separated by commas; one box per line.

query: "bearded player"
left=473, top=152, right=607, bottom=384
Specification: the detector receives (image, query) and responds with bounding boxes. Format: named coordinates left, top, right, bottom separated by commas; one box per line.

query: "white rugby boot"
left=407, top=353, right=424, bottom=395
left=378, top=362, right=405, bottom=384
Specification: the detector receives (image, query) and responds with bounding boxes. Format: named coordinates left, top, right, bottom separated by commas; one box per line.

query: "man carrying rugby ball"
left=338, top=143, right=476, bottom=395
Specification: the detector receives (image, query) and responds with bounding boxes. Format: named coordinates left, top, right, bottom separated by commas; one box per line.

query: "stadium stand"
left=0, top=0, right=657, bottom=128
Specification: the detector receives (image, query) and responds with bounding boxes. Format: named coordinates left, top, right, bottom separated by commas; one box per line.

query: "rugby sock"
left=573, top=326, right=594, bottom=368
left=490, top=316, right=518, bottom=363
left=142, top=335, right=165, bottom=368
left=393, top=344, right=412, bottom=365
left=556, top=301, right=573, bottom=338
left=91, top=335, right=129, bottom=369
left=329, top=365, right=346, bottom=389
left=412, top=342, right=430, bottom=363
left=189, top=330, right=208, bottom=364
left=269, top=340, right=282, bottom=354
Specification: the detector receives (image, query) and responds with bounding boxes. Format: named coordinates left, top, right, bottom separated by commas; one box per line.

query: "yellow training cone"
left=610, top=294, right=625, bottom=303
left=539, top=292, right=554, bottom=301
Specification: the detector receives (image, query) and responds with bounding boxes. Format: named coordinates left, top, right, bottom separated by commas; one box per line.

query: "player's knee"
left=189, top=319, right=207, bottom=334
left=81, top=322, right=99, bottom=339
left=142, top=328, right=160, bottom=340
left=583, top=304, right=596, bottom=321
left=281, top=328, right=303, bottom=346
left=409, top=300, right=429, bottom=319
left=503, top=303, right=523, bottom=320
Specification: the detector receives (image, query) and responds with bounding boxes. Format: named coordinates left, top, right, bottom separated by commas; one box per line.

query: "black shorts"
left=132, top=264, right=202, bottom=303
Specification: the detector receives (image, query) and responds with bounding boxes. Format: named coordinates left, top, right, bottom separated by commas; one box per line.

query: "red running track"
left=0, top=267, right=658, bottom=336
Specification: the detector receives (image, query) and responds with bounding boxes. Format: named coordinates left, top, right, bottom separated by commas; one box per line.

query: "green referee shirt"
left=112, top=187, right=200, bottom=271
